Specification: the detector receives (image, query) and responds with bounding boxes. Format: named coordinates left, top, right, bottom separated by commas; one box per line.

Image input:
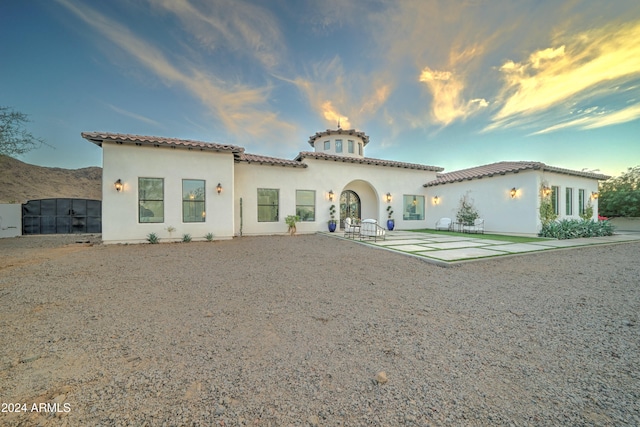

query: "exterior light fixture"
left=412, top=196, right=417, bottom=206
left=591, top=191, right=599, bottom=199
left=542, top=186, right=551, bottom=197
left=433, top=196, right=439, bottom=205
left=328, top=190, right=334, bottom=201
left=114, top=179, right=123, bottom=192
left=386, top=192, right=392, bottom=203
left=216, top=183, right=222, bottom=194
left=510, top=187, right=517, bottom=198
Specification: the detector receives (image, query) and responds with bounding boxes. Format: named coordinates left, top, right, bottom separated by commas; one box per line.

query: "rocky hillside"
left=0, top=155, right=101, bottom=203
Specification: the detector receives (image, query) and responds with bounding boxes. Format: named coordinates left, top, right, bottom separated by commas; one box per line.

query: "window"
left=139, top=178, right=164, bottom=223
left=551, top=186, right=559, bottom=215
left=182, top=179, right=205, bottom=222
left=402, top=195, right=425, bottom=220
left=335, top=139, right=343, bottom=153
left=358, top=142, right=362, bottom=156
left=257, top=189, right=279, bottom=222
left=296, top=190, right=315, bottom=221
left=324, top=140, right=330, bottom=150
left=578, top=189, right=585, bottom=215
left=348, top=140, right=354, bottom=153
left=566, top=187, right=573, bottom=215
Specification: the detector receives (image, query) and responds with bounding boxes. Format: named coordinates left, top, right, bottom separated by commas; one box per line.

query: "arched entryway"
left=340, top=190, right=360, bottom=228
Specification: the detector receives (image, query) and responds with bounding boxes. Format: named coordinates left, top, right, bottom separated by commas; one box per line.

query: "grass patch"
left=409, top=229, right=551, bottom=243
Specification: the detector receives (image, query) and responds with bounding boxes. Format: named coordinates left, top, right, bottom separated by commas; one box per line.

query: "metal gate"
left=22, top=198, right=101, bottom=234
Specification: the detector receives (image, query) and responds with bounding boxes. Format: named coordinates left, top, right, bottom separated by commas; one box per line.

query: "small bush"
left=147, top=232, right=159, bottom=244
left=205, top=232, right=214, bottom=241
left=539, top=219, right=614, bottom=239
left=182, top=233, right=192, bottom=243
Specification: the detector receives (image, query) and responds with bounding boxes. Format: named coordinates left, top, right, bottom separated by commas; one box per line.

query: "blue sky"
left=1, top=0, right=639, bottom=177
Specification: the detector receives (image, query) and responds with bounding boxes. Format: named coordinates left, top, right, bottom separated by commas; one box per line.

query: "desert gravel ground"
left=0, top=234, right=639, bottom=426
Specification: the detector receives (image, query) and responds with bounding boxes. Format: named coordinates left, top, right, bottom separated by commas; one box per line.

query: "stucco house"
left=81, top=127, right=609, bottom=244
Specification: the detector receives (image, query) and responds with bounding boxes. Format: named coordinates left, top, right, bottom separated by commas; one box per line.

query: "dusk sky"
left=2, top=0, right=639, bottom=177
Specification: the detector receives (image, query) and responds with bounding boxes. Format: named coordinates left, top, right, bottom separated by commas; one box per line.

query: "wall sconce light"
left=328, top=190, right=334, bottom=201
left=216, top=183, right=222, bottom=194
left=386, top=192, right=392, bottom=203
left=412, top=195, right=417, bottom=206
left=433, top=196, right=440, bottom=205
left=114, top=179, right=123, bottom=192
left=510, top=187, right=517, bottom=198
left=542, top=186, right=551, bottom=197
left=591, top=191, right=599, bottom=199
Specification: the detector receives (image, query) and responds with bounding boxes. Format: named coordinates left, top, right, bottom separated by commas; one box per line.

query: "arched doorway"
left=340, top=190, right=360, bottom=228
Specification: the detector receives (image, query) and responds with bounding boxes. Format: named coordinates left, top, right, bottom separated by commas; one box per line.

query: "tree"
left=0, top=106, right=49, bottom=156
left=598, top=166, right=640, bottom=217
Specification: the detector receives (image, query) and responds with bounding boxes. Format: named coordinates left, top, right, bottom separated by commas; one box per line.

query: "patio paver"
left=322, top=230, right=640, bottom=263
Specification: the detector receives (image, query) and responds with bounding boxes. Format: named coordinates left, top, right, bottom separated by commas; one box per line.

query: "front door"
left=340, top=190, right=361, bottom=228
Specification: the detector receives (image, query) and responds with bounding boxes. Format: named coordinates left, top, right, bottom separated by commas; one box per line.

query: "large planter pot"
left=328, top=221, right=337, bottom=232
left=387, top=219, right=395, bottom=231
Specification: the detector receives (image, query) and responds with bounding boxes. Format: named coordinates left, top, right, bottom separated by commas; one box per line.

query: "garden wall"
left=0, top=203, right=22, bottom=238
left=610, top=217, right=640, bottom=232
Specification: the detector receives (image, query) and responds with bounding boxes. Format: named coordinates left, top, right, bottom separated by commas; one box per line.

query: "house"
left=81, top=128, right=609, bottom=244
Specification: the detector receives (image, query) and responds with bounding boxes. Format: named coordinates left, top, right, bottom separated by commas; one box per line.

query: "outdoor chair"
left=359, top=219, right=386, bottom=241
left=344, top=217, right=359, bottom=239
left=463, top=218, right=484, bottom=234
left=435, top=217, right=452, bottom=231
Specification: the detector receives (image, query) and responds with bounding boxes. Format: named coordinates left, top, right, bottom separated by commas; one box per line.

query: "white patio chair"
left=360, top=219, right=386, bottom=241
left=463, top=219, right=484, bottom=234
left=344, top=217, right=359, bottom=238
left=435, top=217, right=452, bottom=231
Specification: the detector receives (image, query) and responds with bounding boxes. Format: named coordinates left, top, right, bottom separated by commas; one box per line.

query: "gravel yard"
left=1, top=234, right=639, bottom=426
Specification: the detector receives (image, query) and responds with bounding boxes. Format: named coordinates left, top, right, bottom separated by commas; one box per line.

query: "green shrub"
left=539, top=219, right=614, bottom=239
left=205, top=232, right=214, bottom=241
left=147, top=232, right=159, bottom=244
left=182, top=233, right=192, bottom=243
left=456, top=193, right=479, bottom=225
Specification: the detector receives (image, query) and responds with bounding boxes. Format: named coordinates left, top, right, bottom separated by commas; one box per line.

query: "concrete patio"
left=321, top=230, right=640, bottom=264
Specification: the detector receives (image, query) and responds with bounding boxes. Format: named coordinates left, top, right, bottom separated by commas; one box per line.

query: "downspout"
left=239, top=197, right=243, bottom=237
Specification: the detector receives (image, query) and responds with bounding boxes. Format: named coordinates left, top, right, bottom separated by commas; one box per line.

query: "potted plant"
left=386, top=205, right=395, bottom=230
left=328, top=204, right=337, bottom=232
left=285, top=214, right=300, bottom=236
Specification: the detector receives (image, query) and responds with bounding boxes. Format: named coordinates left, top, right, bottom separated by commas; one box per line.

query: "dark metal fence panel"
left=22, top=198, right=101, bottom=235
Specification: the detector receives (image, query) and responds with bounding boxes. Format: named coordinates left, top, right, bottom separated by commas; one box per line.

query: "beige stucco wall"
left=423, top=170, right=602, bottom=235
left=234, top=158, right=439, bottom=236
left=101, top=142, right=235, bottom=244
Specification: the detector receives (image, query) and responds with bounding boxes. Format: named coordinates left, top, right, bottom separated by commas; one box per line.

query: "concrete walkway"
left=321, top=230, right=640, bottom=264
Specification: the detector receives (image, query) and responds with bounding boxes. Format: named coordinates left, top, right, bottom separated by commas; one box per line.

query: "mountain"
left=0, top=155, right=101, bottom=203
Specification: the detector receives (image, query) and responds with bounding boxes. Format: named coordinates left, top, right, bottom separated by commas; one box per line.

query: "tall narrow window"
left=139, top=178, right=164, bottom=223
left=402, top=195, right=425, bottom=220
left=257, top=189, right=279, bottom=222
left=182, top=179, right=205, bottom=222
left=578, top=189, right=585, bottom=215
left=348, top=140, right=354, bottom=153
left=296, top=190, right=315, bottom=221
left=324, top=140, right=330, bottom=150
left=566, top=187, right=573, bottom=215
left=358, top=142, right=362, bottom=155
left=335, top=139, right=343, bottom=153
left=551, top=186, right=559, bottom=215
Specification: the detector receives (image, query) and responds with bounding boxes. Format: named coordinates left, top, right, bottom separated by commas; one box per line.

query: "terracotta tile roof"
left=424, top=161, right=611, bottom=187
left=308, top=128, right=370, bottom=147
left=81, top=132, right=245, bottom=159
left=295, top=151, right=444, bottom=171
left=239, top=153, right=307, bottom=168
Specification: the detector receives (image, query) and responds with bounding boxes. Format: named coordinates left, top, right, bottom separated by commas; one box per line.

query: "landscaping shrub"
left=539, top=219, right=614, bottom=239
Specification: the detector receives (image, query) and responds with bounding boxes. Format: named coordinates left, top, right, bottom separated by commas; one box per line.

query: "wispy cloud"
left=106, top=103, right=162, bottom=127
left=418, top=66, right=488, bottom=126
left=149, top=0, right=285, bottom=70
left=57, top=0, right=295, bottom=142
left=532, top=103, right=640, bottom=134
left=488, top=20, right=640, bottom=131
